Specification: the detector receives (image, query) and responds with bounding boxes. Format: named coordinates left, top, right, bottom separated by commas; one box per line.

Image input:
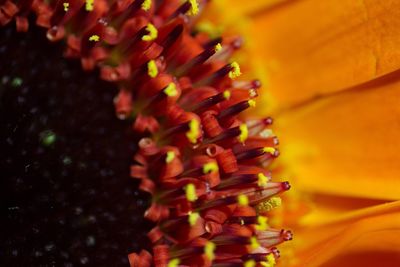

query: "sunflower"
left=0, top=0, right=292, bottom=266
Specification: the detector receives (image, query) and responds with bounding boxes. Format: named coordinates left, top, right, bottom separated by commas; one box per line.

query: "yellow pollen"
left=255, top=216, right=269, bottom=231
left=164, top=83, right=178, bottom=97
left=238, top=124, right=248, bottom=143
left=257, top=173, right=268, bottom=187
left=63, top=2, right=69, bottom=11
left=186, top=119, right=200, bottom=144
left=248, top=99, right=256, bottom=107
left=244, top=260, right=256, bottom=267
left=89, top=35, right=100, bottom=42
left=263, top=147, right=276, bottom=154
left=237, top=194, right=249, bottom=206
left=257, top=197, right=282, bottom=212
left=223, top=90, right=231, bottom=100
left=228, top=62, right=241, bottom=79
left=267, top=254, right=276, bottom=266
left=167, top=258, right=180, bottom=267
left=165, top=151, right=175, bottom=163
left=204, top=241, right=216, bottom=261
left=214, top=43, right=222, bottom=52
left=187, top=0, right=199, bottom=16
left=249, top=236, right=260, bottom=250
left=85, top=0, right=94, bottom=11
left=142, top=23, right=158, bottom=41
left=185, top=183, right=197, bottom=202
left=141, top=0, right=151, bottom=11
left=202, top=162, right=219, bottom=174
left=188, top=211, right=200, bottom=226
left=147, top=60, right=158, bottom=78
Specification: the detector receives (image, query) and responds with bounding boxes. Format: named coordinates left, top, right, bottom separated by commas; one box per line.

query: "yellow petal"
left=251, top=0, right=400, bottom=110
left=275, top=73, right=400, bottom=200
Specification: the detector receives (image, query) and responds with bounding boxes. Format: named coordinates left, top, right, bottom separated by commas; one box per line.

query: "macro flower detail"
left=0, top=0, right=292, bottom=266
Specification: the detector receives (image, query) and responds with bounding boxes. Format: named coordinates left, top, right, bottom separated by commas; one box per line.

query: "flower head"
left=0, top=0, right=292, bottom=265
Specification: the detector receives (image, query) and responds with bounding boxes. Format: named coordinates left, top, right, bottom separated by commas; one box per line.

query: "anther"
left=204, top=241, right=216, bottom=261
left=188, top=211, right=200, bottom=225
left=194, top=62, right=240, bottom=86
left=171, top=0, right=199, bottom=18
left=142, top=23, right=158, bottom=42
left=141, top=0, right=151, bottom=11
left=165, top=151, right=175, bottom=163
left=85, top=0, right=94, bottom=11
left=203, top=162, right=219, bottom=174
left=63, top=2, right=69, bottom=11
left=185, top=183, right=198, bottom=202
left=167, top=258, right=180, bottom=267
left=147, top=60, right=158, bottom=78
left=89, top=35, right=100, bottom=42
left=229, top=62, right=241, bottom=79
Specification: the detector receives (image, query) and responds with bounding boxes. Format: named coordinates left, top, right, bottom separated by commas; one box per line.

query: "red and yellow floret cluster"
left=1, top=0, right=292, bottom=266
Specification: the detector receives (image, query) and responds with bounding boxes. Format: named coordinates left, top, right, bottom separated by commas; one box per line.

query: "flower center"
left=0, top=22, right=151, bottom=266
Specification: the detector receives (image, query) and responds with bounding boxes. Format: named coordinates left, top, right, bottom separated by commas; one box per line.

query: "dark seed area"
left=0, top=22, right=151, bottom=266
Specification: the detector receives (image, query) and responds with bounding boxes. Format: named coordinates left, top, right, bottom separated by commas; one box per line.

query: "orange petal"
left=228, top=0, right=291, bottom=16
left=250, top=0, right=400, bottom=109
left=293, top=210, right=400, bottom=267
left=274, top=73, right=400, bottom=200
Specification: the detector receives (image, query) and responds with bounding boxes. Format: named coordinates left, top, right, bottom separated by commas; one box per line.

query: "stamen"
left=147, top=60, right=158, bottom=78
left=255, top=216, right=269, bottom=231
left=216, top=173, right=261, bottom=189
left=228, top=62, right=241, bottom=79
left=89, top=35, right=100, bottom=42
left=187, top=0, right=199, bottom=16
left=256, top=197, right=282, bottom=212
left=235, top=147, right=278, bottom=161
left=164, top=82, right=178, bottom=97
left=186, top=119, right=201, bottom=144
left=161, top=25, right=184, bottom=55
left=249, top=236, right=260, bottom=250
left=63, top=2, right=69, bottom=11
left=204, top=125, right=244, bottom=144
left=217, top=100, right=256, bottom=121
left=188, top=211, right=200, bottom=226
left=85, top=0, right=94, bottom=11
left=258, top=173, right=268, bottom=187
left=176, top=43, right=223, bottom=76
left=194, top=63, right=239, bottom=86
left=244, top=260, right=256, bottom=267
left=238, top=123, right=249, bottom=143
left=142, top=23, right=158, bottom=42
left=237, top=194, right=249, bottom=206
left=204, top=241, right=216, bottom=261
left=185, top=183, right=198, bottom=202
left=232, top=79, right=262, bottom=90
left=214, top=43, right=222, bottom=52
left=165, top=151, right=175, bottom=163
left=141, top=0, right=151, bottom=11
left=266, top=254, right=276, bottom=266
left=203, top=162, right=219, bottom=174
left=167, top=258, right=180, bottom=267
left=190, top=90, right=230, bottom=112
